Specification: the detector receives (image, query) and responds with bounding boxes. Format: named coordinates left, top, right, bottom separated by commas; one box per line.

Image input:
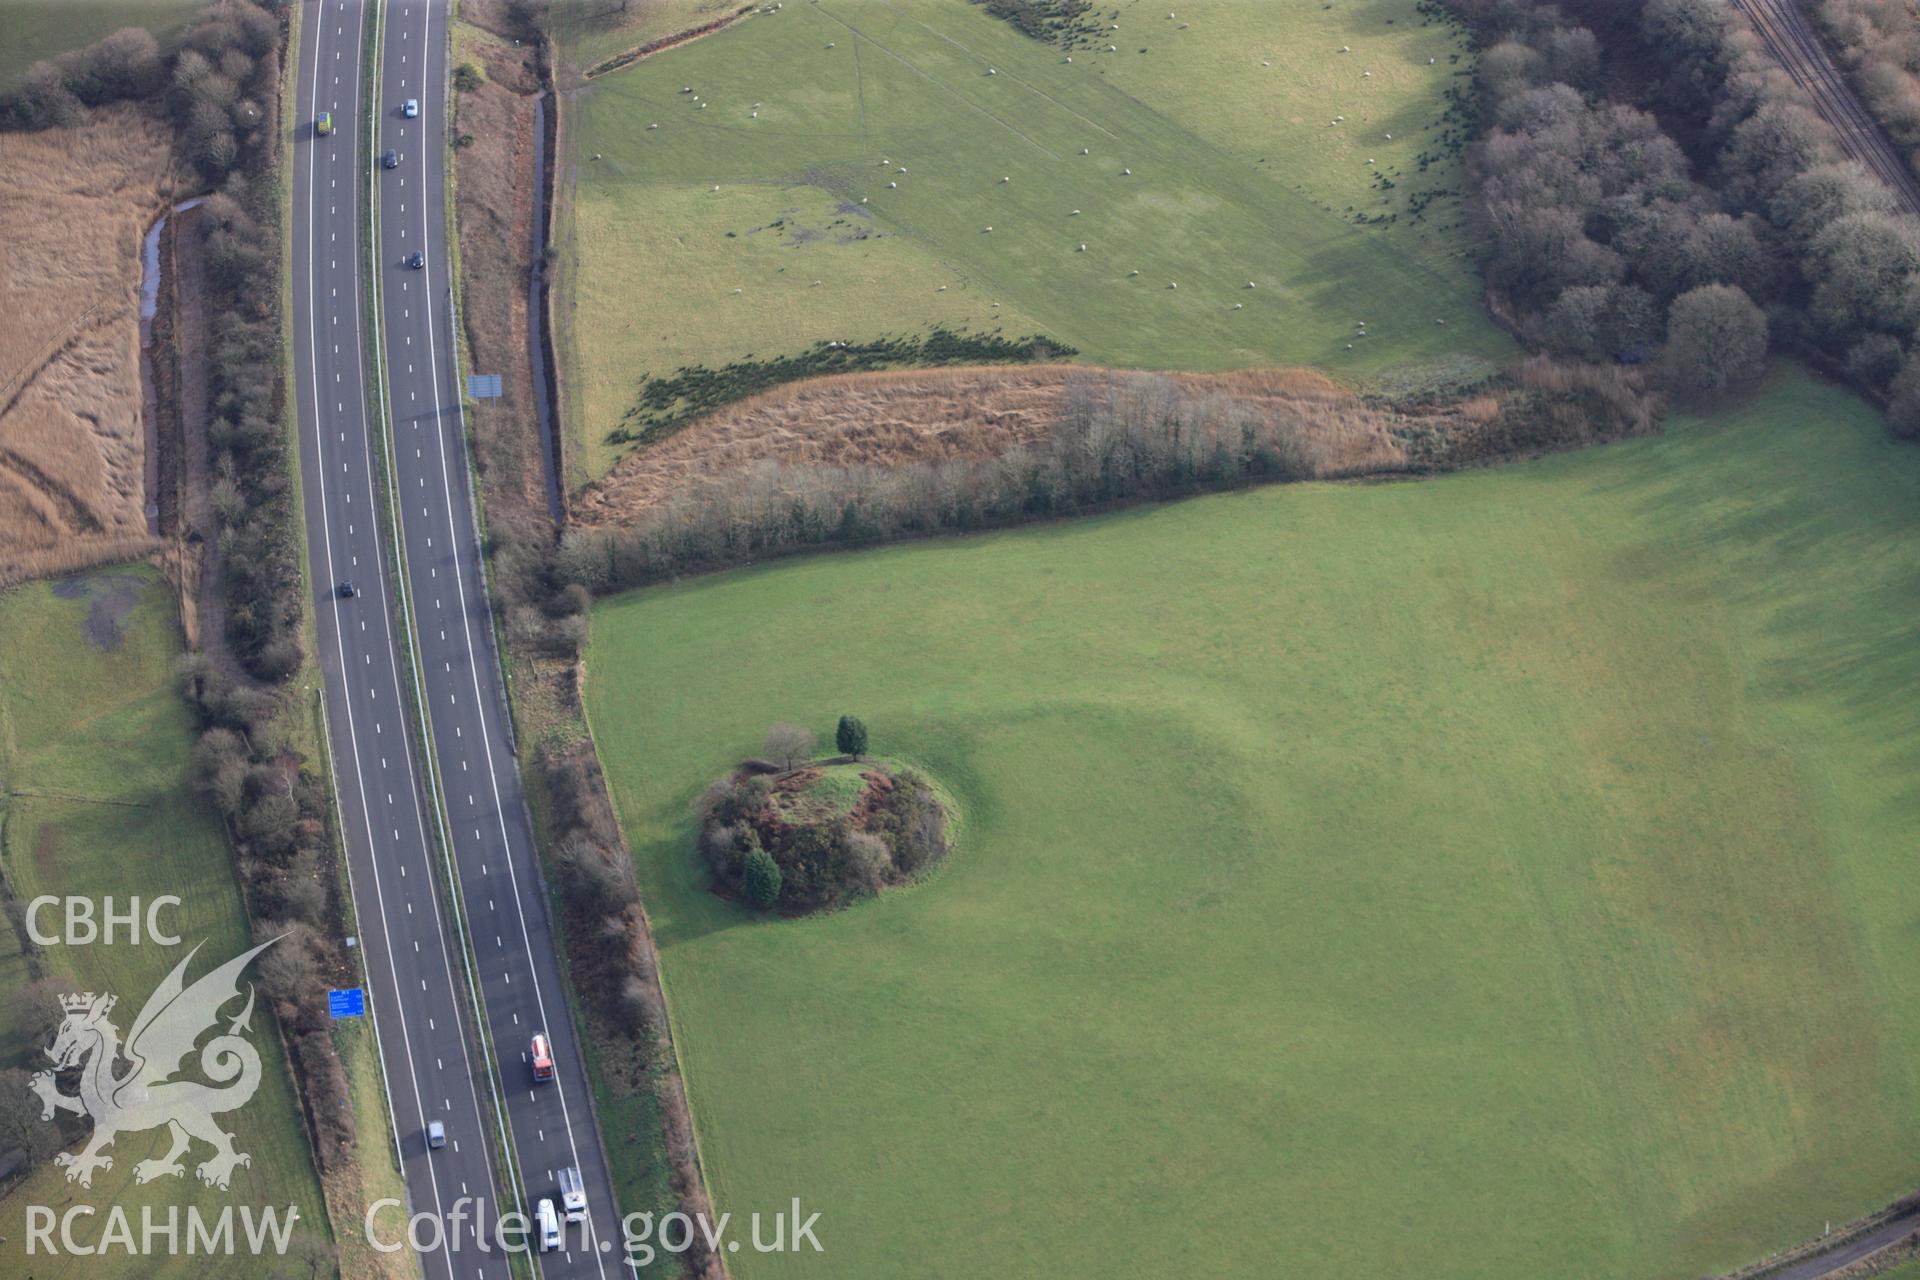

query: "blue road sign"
left=467, top=373, right=503, bottom=399
left=328, top=987, right=366, bottom=1018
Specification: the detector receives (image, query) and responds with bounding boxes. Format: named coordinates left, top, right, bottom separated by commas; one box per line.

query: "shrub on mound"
left=697, top=759, right=950, bottom=914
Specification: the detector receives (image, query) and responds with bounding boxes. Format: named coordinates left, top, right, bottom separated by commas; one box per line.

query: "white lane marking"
left=297, top=8, right=498, bottom=1262
left=401, top=8, right=615, bottom=1260
left=364, top=1, right=522, bottom=1232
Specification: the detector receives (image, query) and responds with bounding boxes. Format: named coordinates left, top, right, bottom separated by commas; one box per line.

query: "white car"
left=558, top=1166, right=587, bottom=1223
left=403, top=97, right=419, bottom=118
left=535, top=1197, right=561, bottom=1252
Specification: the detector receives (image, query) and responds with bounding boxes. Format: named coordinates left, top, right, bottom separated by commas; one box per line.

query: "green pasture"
left=583, top=371, right=1920, bottom=1278
left=555, top=0, right=1510, bottom=483
left=0, top=568, right=329, bottom=1278
left=0, top=0, right=207, bottom=94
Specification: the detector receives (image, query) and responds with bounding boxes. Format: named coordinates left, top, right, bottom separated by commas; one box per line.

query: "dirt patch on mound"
left=0, top=106, right=180, bottom=584
left=573, top=364, right=1476, bottom=526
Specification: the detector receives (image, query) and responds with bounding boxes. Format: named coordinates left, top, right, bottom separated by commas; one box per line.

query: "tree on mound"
left=743, top=846, right=783, bottom=909
left=696, top=730, right=950, bottom=915
left=836, top=715, right=869, bottom=759
left=765, top=722, right=816, bottom=770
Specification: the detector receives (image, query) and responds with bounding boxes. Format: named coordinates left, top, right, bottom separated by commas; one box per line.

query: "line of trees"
left=1453, top=0, right=1920, bottom=430
left=3, top=0, right=283, bottom=182
left=556, top=361, right=1652, bottom=594
left=1813, top=1, right=1920, bottom=164
left=178, top=2, right=306, bottom=682
left=201, top=170, right=306, bottom=682
left=539, top=743, right=724, bottom=1280
left=178, top=657, right=355, bottom=1173
left=561, top=370, right=1321, bottom=593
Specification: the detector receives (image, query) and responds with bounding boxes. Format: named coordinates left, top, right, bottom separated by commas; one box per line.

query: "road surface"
left=293, top=0, right=625, bottom=1272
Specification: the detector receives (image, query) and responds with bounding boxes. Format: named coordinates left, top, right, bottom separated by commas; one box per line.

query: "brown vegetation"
left=539, top=742, right=723, bottom=1279
left=575, top=364, right=1455, bottom=527
left=452, top=22, right=551, bottom=528
left=0, top=105, right=181, bottom=584
left=555, top=359, right=1657, bottom=594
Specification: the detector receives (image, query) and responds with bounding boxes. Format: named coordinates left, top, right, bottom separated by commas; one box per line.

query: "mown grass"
left=584, top=370, right=1920, bottom=1279
left=0, top=568, right=330, bottom=1277
left=555, top=0, right=1511, bottom=483
left=0, top=0, right=207, bottom=94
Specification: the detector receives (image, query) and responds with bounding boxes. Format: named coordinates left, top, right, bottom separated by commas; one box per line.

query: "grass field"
left=555, top=0, right=1511, bottom=484
left=584, top=369, right=1920, bottom=1279
left=0, top=0, right=207, bottom=93
left=0, top=568, right=330, bottom=1276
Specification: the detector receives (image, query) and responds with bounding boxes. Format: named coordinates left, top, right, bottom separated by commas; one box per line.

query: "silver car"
left=403, top=97, right=419, bottom=118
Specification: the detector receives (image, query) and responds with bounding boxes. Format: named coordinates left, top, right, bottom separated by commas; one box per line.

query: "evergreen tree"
left=744, top=846, right=783, bottom=910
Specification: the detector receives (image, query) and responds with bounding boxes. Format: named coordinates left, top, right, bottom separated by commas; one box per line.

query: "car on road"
left=530, top=1033, right=554, bottom=1082
left=316, top=111, right=333, bottom=136
left=426, top=1120, right=445, bottom=1150
left=558, top=1166, right=586, bottom=1223
left=406, top=251, right=424, bottom=269
left=403, top=98, right=419, bottom=118
left=337, top=580, right=357, bottom=599
left=382, top=148, right=398, bottom=169
left=535, top=1198, right=561, bottom=1252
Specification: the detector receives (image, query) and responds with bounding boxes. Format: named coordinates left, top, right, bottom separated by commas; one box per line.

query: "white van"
left=558, top=1166, right=587, bottom=1223
left=535, top=1197, right=561, bottom=1252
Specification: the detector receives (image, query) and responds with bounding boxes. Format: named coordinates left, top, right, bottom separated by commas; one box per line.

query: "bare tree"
left=764, top=723, right=817, bottom=771
left=844, top=831, right=894, bottom=895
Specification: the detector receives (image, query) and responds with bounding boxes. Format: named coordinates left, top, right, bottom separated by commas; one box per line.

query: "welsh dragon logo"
left=27, top=938, right=278, bottom=1191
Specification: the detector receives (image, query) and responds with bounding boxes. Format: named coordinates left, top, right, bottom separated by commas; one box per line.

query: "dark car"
left=407, top=251, right=424, bottom=269
left=382, top=149, right=398, bottom=169
left=337, top=581, right=357, bottom=599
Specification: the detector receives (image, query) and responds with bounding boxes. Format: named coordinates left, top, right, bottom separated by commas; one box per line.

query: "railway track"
left=1731, top=0, right=1920, bottom=215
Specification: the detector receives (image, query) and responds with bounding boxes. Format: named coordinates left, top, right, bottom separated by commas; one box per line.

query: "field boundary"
left=577, top=4, right=757, bottom=82
left=1720, top=1193, right=1920, bottom=1280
